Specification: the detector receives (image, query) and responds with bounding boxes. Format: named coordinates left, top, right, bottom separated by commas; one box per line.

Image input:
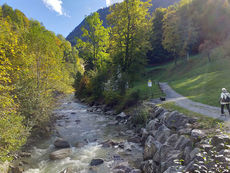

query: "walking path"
left=159, top=82, right=230, bottom=121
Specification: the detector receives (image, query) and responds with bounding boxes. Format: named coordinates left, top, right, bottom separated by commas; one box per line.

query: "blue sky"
left=0, top=0, right=122, bottom=37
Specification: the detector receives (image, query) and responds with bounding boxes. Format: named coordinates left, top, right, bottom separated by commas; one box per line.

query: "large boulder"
left=191, top=129, right=205, bottom=140
left=54, top=138, right=70, bottom=148
left=50, top=148, right=71, bottom=160
left=160, top=150, right=183, bottom=172
left=146, top=119, right=160, bottom=131
left=143, top=136, right=161, bottom=160
left=154, top=125, right=171, bottom=144
left=174, top=135, right=192, bottom=150
left=165, top=134, right=179, bottom=147
left=165, top=111, right=189, bottom=130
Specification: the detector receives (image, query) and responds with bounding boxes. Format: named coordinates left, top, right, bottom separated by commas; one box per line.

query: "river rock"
left=54, top=138, right=70, bottom=148
left=101, top=140, right=118, bottom=148
left=130, top=169, right=142, bottom=173
left=165, top=134, right=179, bottom=147
left=160, top=150, right=182, bottom=172
left=60, top=168, right=72, bottom=173
left=140, top=128, right=149, bottom=144
left=150, top=106, right=164, bottom=119
left=155, top=125, right=171, bottom=144
left=116, top=112, right=128, bottom=121
left=146, top=119, right=160, bottom=131
left=50, top=148, right=71, bottom=160
left=113, top=162, right=132, bottom=173
left=165, top=111, right=189, bottom=130
left=174, top=135, right=192, bottom=150
left=191, top=129, right=205, bottom=139
left=189, top=148, right=200, bottom=161
left=141, top=160, right=157, bottom=173
left=127, top=136, right=141, bottom=143
left=90, top=158, right=104, bottom=166
left=211, top=135, right=230, bottom=146
left=143, top=135, right=161, bottom=160
left=9, top=166, right=24, bottom=173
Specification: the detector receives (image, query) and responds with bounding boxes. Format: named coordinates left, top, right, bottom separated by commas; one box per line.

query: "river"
left=22, top=95, right=143, bottom=173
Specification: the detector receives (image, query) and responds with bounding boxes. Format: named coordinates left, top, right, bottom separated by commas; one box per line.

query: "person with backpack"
left=220, top=88, right=230, bottom=116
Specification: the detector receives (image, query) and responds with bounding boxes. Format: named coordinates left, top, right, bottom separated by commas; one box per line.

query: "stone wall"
left=140, top=103, right=230, bottom=173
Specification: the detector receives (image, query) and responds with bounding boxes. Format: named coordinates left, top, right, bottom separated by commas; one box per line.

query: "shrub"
left=103, top=90, right=122, bottom=107
left=116, top=89, right=141, bottom=112
left=131, top=105, right=149, bottom=125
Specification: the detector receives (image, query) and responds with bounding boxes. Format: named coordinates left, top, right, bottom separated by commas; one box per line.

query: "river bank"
left=9, top=95, right=144, bottom=173
left=6, top=94, right=230, bottom=173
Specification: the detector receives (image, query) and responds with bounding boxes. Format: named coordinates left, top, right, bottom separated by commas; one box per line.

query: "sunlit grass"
left=128, top=77, right=165, bottom=100
left=148, top=50, right=230, bottom=107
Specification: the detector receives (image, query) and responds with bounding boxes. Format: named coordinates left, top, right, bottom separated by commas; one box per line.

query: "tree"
left=107, top=0, right=152, bottom=93
left=198, top=40, right=216, bottom=62
left=76, top=12, right=110, bottom=71
left=162, top=5, right=181, bottom=65
left=149, top=8, right=172, bottom=64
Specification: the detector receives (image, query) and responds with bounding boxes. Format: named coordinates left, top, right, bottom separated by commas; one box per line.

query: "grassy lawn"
left=148, top=51, right=230, bottom=107
left=160, top=101, right=223, bottom=129
left=128, top=70, right=165, bottom=100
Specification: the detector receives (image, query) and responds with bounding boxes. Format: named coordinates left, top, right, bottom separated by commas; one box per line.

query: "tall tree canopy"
left=107, top=0, right=152, bottom=92
left=76, top=12, right=110, bottom=71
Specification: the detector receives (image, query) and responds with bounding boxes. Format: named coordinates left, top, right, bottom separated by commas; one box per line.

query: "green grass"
left=148, top=48, right=230, bottom=107
left=127, top=67, right=166, bottom=101
left=160, top=101, right=222, bottom=129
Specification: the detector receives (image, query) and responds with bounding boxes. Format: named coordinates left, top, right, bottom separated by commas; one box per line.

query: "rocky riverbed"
left=11, top=95, right=143, bottom=173
left=8, top=96, right=230, bottom=173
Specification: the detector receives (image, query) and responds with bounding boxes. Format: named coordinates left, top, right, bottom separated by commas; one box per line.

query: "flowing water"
left=22, top=95, right=143, bottom=173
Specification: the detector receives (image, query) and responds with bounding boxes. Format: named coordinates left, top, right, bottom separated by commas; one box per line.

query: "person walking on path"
left=220, top=88, right=230, bottom=116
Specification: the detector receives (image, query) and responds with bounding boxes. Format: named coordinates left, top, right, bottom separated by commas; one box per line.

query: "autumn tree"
left=107, top=0, right=152, bottom=93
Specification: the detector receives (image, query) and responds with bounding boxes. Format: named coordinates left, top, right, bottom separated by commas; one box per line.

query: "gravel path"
left=159, top=82, right=230, bottom=121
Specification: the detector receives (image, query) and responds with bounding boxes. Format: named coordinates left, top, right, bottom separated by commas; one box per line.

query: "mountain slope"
left=66, top=0, right=180, bottom=45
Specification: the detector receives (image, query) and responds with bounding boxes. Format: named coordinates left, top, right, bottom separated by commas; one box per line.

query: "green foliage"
left=148, top=8, right=173, bottom=64
left=103, top=90, right=122, bottom=107
left=115, top=89, right=141, bottom=112
left=131, top=105, right=150, bottom=125
left=107, top=0, right=152, bottom=93
left=76, top=12, right=110, bottom=71
left=0, top=4, right=81, bottom=161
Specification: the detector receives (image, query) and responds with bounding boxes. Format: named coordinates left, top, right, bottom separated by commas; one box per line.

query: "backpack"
left=223, top=93, right=230, bottom=102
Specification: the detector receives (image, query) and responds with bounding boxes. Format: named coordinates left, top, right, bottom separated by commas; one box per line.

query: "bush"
left=131, top=105, right=149, bottom=125
left=103, top=90, right=122, bottom=107
left=116, top=89, right=141, bottom=112
left=132, top=105, right=151, bottom=124
left=75, top=74, right=91, bottom=98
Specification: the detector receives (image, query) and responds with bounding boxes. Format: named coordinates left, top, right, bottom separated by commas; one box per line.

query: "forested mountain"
left=66, top=0, right=180, bottom=45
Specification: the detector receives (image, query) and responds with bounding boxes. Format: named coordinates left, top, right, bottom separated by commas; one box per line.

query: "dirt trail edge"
left=159, top=82, right=230, bottom=121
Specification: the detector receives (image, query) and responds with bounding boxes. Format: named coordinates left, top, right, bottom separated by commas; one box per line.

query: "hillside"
left=66, top=0, right=180, bottom=45
left=147, top=45, right=230, bottom=107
